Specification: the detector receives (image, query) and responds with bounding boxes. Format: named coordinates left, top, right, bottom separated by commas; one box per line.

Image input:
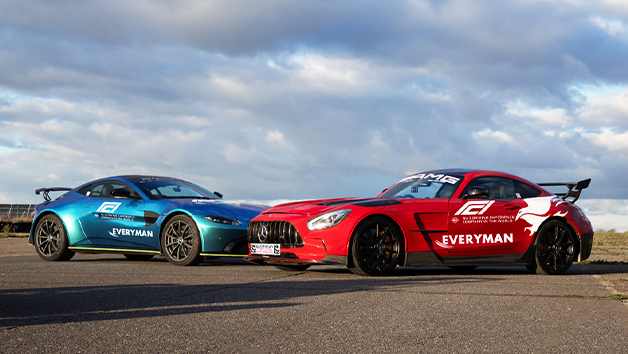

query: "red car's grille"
left=247, top=221, right=304, bottom=248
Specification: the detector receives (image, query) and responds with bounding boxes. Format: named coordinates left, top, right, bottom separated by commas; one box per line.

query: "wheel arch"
left=346, top=213, right=407, bottom=268
left=533, top=216, right=581, bottom=260
left=159, top=210, right=204, bottom=251
left=29, top=211, right=67, bottom=244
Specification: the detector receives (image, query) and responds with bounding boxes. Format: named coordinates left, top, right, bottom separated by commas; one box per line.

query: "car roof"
left=409, top=169, right=540, bottom=186
left=413, top=168, right=477, bottom=175
left=114, top=175, right=179, bottom=180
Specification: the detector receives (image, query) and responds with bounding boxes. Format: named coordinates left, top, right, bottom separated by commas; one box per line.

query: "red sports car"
left=246, top=169, right=593, bottom=276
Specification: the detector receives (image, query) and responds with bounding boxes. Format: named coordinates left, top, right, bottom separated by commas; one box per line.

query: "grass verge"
left=0, top=216, right=34, bottom=237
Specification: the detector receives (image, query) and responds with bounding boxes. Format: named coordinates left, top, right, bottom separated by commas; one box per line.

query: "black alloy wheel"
left=161, top=215, right=202, bottom=266
left=349, top=217, right=401, bottom=276
left=534, top=220, right=576, bottom=275
left=34, top=214, right=75, bottom=261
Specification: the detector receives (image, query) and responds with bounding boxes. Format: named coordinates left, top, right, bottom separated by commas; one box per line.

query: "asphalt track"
left=1, top=243, right=628, bottom=353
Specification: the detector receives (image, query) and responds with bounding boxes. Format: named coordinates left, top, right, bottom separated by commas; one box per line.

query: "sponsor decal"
left=192, top=199, right=225, bottom=204
left=96, top=202, right=121, bottom=213
left=94, top=213, right=136, bottom=221
left=435, top=233, right=514, bottom=249
left=411, top=173, right=460, bottom=185
left=453, top=201, right=516, bottom=224
left=250, top=243, right=280, bottom=256
left=138, top=176, right=178, bottom=181
left=109, top=228, right=154, bottom=238
left=455, top=214, right=515, bottom=224
left=455, top=200, right=495, bottom=216
left=515, top=196, right=568, bottom=237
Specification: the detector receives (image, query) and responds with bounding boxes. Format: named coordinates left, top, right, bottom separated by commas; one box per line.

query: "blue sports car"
left=29, top=175, right=265, bottom=266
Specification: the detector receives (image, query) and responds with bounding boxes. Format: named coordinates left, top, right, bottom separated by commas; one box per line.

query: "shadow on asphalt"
left=1, top=271, right=505, bottom=329
left=30, top=252, right=628, bottom=275
left=2, top=256, right=627, bottom=330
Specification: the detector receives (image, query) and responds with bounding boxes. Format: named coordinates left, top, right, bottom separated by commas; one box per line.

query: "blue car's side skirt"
left=67, top=246, right=246, bottom=258
left=68, top=246, right=161, bottom=254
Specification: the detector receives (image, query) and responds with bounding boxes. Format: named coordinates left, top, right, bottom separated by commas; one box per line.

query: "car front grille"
left=247, top=221, right=304, bottom=248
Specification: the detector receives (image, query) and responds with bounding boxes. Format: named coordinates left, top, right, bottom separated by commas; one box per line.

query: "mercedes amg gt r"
left=247, top=169, right=593, bottom=276
left=30, top=175, right=265, bottom=265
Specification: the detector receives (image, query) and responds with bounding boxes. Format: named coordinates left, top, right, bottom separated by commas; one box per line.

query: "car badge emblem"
left=258, top=224, right=269, bottom=242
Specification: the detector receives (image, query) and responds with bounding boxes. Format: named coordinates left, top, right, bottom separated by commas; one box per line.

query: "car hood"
left=172, top=199, right=267, bottom=223
left=262, top=198, right=402, bottom=216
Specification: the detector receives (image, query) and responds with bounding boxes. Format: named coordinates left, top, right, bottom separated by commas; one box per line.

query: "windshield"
left=128, top=176, right=218, bottom=200
left=380, top=173, right=464, bottom=199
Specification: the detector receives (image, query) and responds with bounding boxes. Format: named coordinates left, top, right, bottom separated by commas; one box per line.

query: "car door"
left=443, top=176, right=527, bottom=255
left=77, top=180, right=152, bottom=250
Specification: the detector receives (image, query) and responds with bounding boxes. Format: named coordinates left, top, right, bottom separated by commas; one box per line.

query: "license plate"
left=250, top=243, right=280, bottom=256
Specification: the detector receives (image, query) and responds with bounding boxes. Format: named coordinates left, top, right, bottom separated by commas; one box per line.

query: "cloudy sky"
left=1, top=0, right=627, bottom=230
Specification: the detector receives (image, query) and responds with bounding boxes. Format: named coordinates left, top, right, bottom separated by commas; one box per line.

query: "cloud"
left=1, top=1, right=628, bottom=229
left=591, top=16, right=628, bottom=38
left=579, top=199, right=628, bottom=231
left=582, top=128, right=628, bottom=158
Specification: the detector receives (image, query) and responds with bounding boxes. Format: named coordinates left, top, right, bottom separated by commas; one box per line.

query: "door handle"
left=504, top=204, right=520, bottom=210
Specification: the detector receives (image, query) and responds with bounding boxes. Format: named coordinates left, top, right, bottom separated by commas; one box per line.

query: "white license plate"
left=250, top=243, right=280, bottom=256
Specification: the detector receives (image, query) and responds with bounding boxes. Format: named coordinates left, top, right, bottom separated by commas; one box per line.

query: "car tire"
left=123, top=254, right=155, bottom=261
left=161, top=215, right=202, bottom=266
left=349, top=217, right=401, bottom=276
left=34, top=214, right=75, bottom=261
left=273, top=264, right=311, bottom=272
left=533, top=220, right=575, bottom=275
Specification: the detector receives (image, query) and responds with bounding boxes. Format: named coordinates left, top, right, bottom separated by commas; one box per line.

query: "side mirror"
left=464, top=187, right=489, bottom=199
left=111, top=188, right=132, bottom=198
left=213, top=191, right=223, bottom=199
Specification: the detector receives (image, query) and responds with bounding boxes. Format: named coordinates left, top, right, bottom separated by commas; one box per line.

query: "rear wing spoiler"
left=537, top=178, right=591, bottom=203
left=36, top=187, right=72, bottom=202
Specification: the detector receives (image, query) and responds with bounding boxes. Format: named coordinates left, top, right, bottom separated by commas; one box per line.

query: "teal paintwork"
left=29, top=175, right=265, bottom=256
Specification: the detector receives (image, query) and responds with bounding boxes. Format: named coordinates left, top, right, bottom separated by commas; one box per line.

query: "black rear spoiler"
left=36, top=187, right=72, bottom=202
left=537, top=178, right=591, bottom=203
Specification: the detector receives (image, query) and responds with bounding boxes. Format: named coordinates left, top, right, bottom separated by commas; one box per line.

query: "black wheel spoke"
left=534, top=221, right=576, bottom=275
left=555, top=228, right=565, bottom=244
left=351, top=219, right=400, bottom=276
left=555, top=252, right=565, bottom=268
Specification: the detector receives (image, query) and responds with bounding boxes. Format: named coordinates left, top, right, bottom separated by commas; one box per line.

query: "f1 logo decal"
left=97, top=202, right=121, bottom=213
left=455, top=200, right=495, bottom=216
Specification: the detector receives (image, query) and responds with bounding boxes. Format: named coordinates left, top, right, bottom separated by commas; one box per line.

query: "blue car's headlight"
left=307, top=209, right=351, bottom=230
left=204, top=215, right=241, bottom=226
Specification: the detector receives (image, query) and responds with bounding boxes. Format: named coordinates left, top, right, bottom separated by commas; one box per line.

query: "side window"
left=78, top=183, right=106, bottom=197
left=514, top=180, right=542, bottom=198
left=462, top=177, right=517, bottom=199
left=77, top=181, right=138, bottom=198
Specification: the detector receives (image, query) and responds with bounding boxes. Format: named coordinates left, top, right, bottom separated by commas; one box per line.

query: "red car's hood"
left=263, top=198, right=374, bottom=215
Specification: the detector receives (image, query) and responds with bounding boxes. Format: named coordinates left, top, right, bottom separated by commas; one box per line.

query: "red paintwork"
left=247, top=170, right=593, bottom=266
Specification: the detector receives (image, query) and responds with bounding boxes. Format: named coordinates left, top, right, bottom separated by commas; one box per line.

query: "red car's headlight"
left=307, top=209, right=351, bottom=230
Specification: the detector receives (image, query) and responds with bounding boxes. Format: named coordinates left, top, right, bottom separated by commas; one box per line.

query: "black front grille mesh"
left=248, top=221, right=304, bottom=248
